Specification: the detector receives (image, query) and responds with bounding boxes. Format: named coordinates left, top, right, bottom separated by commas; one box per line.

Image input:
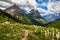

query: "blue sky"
left=36, top=0, right=48, bottom=10
left=36, top=0, right=49, bottom=4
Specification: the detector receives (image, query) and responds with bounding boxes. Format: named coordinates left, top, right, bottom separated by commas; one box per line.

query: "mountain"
left=28, top=9, right=47, bottom=24
left=42, top=13, right=60, bottom=22
left=5, top=4, right=25, bottom=17
left=3, top=4, right=47, bottom=25
left=0, top=0, right=60, bottom=23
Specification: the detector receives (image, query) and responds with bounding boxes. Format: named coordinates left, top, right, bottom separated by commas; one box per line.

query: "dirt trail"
left=22, top=30, right=29, bottom=40
left=22, top=25, right=38, bottom=40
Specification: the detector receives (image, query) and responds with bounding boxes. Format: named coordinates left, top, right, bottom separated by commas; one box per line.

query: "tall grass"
left=0, top=21, right=60, bottom=40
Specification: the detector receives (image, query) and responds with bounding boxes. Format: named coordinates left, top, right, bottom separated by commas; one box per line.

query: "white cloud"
left=0, top=0, right=60, bottom=16
left=47, top=2, right=60, bottom=13
left=0, top=7, right=6, bottom=10
left=10, top=0, right=37, bottom=6
left=10, top=0, right=37, bottom=8
left=0, top=1, right=13, bottom=10
left=0, top=1, right=11, bottom=6
left=36, top=0, right=60, bottom=16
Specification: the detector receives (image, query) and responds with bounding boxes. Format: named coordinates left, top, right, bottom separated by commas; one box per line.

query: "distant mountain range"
left=0, top=4, right=47, bottom=26
left=0, top=0, right=60, bottom=23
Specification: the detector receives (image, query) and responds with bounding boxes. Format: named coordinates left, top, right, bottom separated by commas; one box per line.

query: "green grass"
left=0, top=10, right=60, bottom=40
left=35, top=18, right=47, bottom=24
left=18, top=14, right=33, bottom=25
left=0, top=15, right=60, bottom=40
left=0, top=21, right=60, bottom=40
left=47, top=19, right=60, bottom=29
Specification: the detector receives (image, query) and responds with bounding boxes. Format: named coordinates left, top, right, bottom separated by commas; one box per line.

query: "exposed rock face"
left=28, top=9, right=41, bottom=19
left=5, top=4, right=25, bottom=17
left=5, top=4, right=42, bottom=19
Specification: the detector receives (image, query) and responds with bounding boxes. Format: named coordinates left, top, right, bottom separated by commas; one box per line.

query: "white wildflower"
left=4, top=21, right=10, bottom=25
left=35, top=27, right=38, bottom=32
left=52, top=38, right=54, bottom=40
left=52, top=28, right=54, bottom=30
left=56, top=29, right=58, bottom=32
left=10, top=24, right=13, bottom=26
left=13, top=34, right=17, bottom=37
left=47, top=30, right=49, bottom=36
left=44, top=30, right=47, bottom=37
left=52, top=31, right=54, bottom=36
left=49, top=32, right=51, bottom=36
left=14, top=23, right=18, bottom=26
left=6, top=34, right=10, bottom=36
left=56, top=32, right=60, bottom=40
left=1, top=23, right=5, bottom=25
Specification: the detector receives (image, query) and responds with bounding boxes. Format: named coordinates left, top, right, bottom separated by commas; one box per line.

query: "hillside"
left=0, top=9, right=60, bottom=40
left=47, top=19, right=60, bottom=29
left=0, top=15, right=60, bottom=40
left=5, top=4, right=48, bottom=25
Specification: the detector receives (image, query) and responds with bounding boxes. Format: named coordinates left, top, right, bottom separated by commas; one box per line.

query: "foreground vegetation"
left=0, top=15, right=60, bottom=40
left=0, top=21, right=60, bottom=40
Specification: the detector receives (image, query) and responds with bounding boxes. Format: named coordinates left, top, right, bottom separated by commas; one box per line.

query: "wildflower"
left=6, top=33, right=10, bottom=37
left=13, top=34, right=17, bottom=37
left=44, top=30, right=47, bottom=37
left=1, top=23, right=5, bottom=25
left=4, top=21, right=10, bottom=25
left=52, top=28, right=54, bottom=30
left=34, top=27, right=38, bottom=32
left=56, top=32, right=60, bottom=40
left=10, top=24, right=13, bottom=26
left=56, top=29, right=58, bottom=32
left=47, top=29, right=49, bottom=36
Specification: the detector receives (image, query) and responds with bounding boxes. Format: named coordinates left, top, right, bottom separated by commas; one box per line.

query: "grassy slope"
left=0, top=16, right=60, bottom=40
left=47, top=19, right=60, bottom=29
left=0, top=10, right=60, bottom=40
